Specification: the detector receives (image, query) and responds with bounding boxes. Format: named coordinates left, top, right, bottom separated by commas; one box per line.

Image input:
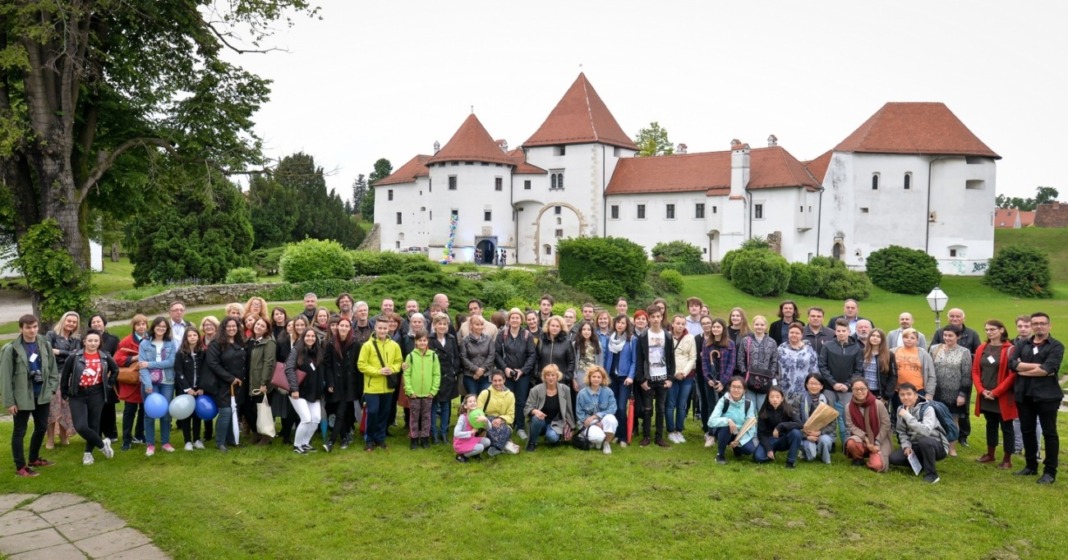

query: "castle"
left=374, top=74, right=999, bottom=275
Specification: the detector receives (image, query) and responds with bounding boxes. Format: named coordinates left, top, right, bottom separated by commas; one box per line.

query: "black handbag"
left=372, top=340, right=400, bottom=389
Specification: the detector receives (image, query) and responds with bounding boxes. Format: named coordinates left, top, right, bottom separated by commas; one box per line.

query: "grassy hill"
left=995, top=227, right=1068, bottom=281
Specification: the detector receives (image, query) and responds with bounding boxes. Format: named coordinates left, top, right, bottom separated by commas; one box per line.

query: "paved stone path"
left=0, top=493, right=168, bottom=559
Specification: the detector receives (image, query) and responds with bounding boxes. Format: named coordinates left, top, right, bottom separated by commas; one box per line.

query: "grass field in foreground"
left=0, top=410, right=1063, bottom=559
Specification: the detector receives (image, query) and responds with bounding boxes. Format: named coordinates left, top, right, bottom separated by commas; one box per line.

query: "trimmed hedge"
left=224, top=267, right=257, bottom=284
left=658, top=269, right=684, bottom=294
left=720, top=249, right=741, bottom=281
left=649, top=261, right=716, bottom=275
left=349, top=251, right=430, bottom=276
left=821, top=267, right=873, bottom=301
left=983, top=245, right=1052, bottom=298
left=866, top=245, right=941, bottom=294
left=729, top=250, right=791, bottom=296
left=558, top=237, right=647, bottom=297
left=577, top=279, right=625, bottom=304
left=651, top=240, right=702, bottom=264
left=280, top=239, right=352, bottom=283
left=787, top=262, right=824, bottom=296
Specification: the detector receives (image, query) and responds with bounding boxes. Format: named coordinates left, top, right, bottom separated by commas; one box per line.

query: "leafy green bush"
left=809, top=255, right=845, bottom=270
left=821, top=268, right=873, bottom=301
left=280, top=239, right=352, bottom=283
left=262, top=279, right=368, bottom=301
left=787, top=262, right=825, bottom=296
left=651, top=241, right=702, bottom=264
left=720, top=249, right=740, bottom=281
left=349, top=250, right=428, bottom=276
left=740, top=237, right=770, bottom=251
left=658, top=269, right=685, bottom=294
left=250, top=246, right=285, bottom=276
left=481, top=280, right=519, bottom=309
left=485, top=269, right=537, bottom=296
left=576, top=279, right=625, bottom=304
left=224, top=267, right=257, bottom=284
left=14, top=219, right=91, bottom=323
left=729, top=250, right=791, bottom=296
left=456, top=263, right=479, bottom=272
left=866, top=245, right=941, bottom=294
left=983, top=245, right=1052, bottom=298
left=557, top=237, right=647, bottom=297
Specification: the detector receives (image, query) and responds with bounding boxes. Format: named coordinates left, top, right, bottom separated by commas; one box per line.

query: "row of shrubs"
left=721, top=249, right=873, bottom=300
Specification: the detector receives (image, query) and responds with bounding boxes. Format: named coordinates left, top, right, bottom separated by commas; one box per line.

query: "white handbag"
left=256, top=395, right=277, bottom=438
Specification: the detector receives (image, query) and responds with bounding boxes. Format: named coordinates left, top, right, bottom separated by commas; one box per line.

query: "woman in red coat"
left=972, top=320, right=1018, bottom=470
left=115, top=315, right=149, bottom=451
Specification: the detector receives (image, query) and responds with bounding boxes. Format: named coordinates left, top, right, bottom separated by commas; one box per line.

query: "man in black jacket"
left=1010, top=312, right=1064, bottom=485
left=819, top=319, right=863, bottom=446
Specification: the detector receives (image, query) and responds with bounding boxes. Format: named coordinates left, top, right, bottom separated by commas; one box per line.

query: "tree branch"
left=204, top=21, right=287, bottom=55
left=78, top=137, right=175, bottom=202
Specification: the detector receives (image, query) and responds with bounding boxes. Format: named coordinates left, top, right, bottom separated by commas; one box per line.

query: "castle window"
left=550, top=171, right=565, bottom=190
left=484, top=210, right=492, bottom=222
left=396, top=212, right=402, bottom=225
left=666, top=204, right=675, bottom=220
left=495, top=177, right=503, bottom=191
left=554, top=145, right=566, bottom=156
left=754, top=203, right=764, bottom=220
left=904, top=172, right=912, bottom=190
left=611, top=205, right=619, bottom=219
left=695, top=203, right=705, bottom=219
left=524, top=180, right=531, bottom=190
left=637, top=204, right=646, bottom=220
left=448, top=176, right=457, bottom=190
left=872, top=173, right=880, bottom=190
left=388, top=189, right=393, bottom=201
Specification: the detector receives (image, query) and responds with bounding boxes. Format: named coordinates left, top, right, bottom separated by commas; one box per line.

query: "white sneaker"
left=101, top=438, right=114, bottom=459
left=677, top=433, right=687, bottom=443
left=184, top=442, right=194, bottom=452
left=619, top=441, right=628, bottom=448
left=603, top=442, right=612, bottom=455
left=517, top=429, right=528, bottom=441
left=82, top=452, right=94, bottom=465
left=704, top=434, right=716, bottom=448
left=193, top=440, right=205, bottom=450
left=668, top=432, right=680, bottom=444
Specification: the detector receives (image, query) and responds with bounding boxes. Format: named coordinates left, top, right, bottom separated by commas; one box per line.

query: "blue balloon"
left=144, top=392, right=169, bottom=419
left=195, top=395, right=219, bottom=420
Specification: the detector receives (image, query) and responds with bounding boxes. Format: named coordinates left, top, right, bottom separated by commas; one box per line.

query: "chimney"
left=767, top=134, right=778, bottom=147
left=433, top=141, right=440, bottom=154
left=496, top=139, right=508, bottom=152
left=731, top=140, right=750, bottom=197
left=676, top=143, right=687, bottom=154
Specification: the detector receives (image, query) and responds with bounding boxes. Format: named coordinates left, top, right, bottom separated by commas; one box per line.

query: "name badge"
left=1034, top=347, right=1040, bottom=355
left=29, top=353, right=38, bottom=362
left=310, top=363, right=316, bottom=371
left=987, top=355, right=996, bottom=364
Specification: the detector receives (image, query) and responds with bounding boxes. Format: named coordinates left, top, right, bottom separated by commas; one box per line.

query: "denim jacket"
left=575, top=386, right=618, bottom=425
left=139, top=338, right=177, bottom=387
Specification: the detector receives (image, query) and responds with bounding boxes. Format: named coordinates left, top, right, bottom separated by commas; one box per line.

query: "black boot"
left=421, top=437, right=430, bottom=449
left=525, top=440, right=536, bottom=452
left=409, top=438, right=418, bottom=450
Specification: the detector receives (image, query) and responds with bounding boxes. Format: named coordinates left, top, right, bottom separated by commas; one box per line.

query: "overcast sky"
left=231, top=0, right=1067, bottom=201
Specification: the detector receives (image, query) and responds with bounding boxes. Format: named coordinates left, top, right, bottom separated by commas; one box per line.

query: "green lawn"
left=0, top=410, right=1063, bottom=558
left=996, top=227, right=1068, bottom=281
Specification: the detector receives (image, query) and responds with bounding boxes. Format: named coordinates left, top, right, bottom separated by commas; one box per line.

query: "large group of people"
left=1, top=292, right=1061, bottom=486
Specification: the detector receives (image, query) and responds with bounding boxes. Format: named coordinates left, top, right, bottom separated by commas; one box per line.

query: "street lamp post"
left=926, top=286, right=949, bottom=332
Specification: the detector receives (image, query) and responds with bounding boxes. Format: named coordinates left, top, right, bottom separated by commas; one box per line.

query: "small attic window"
left=966, top=180, right=985, bottom=190
left=554, top=145, right=566, bottom=156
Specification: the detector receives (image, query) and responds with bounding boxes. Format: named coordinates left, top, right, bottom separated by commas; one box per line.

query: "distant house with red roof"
left=995, top=208, right=1020, bottom=228
left=375, top=75, right=998, bottom=274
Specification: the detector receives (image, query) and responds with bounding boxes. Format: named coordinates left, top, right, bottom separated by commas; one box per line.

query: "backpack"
left=919, top=400, right=959, bottom=442
left=720, top=397, right=751, bottom=417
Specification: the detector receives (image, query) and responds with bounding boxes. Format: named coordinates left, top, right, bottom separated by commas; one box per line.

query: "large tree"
left=272, top=152, right=363, bottom=248
left=351, top=173, right=367, bottom=216
left=996, top=186, right=1060, bottom=211
left=634, top=121, right=674, bottom=157
left=0, top=0, right=314, bottom=312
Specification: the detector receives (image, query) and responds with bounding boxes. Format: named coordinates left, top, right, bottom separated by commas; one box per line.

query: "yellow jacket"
left=358, top=337, right=402, bottom=395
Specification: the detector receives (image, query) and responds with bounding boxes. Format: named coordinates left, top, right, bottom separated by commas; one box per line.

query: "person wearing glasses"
left=1009, top=313, right=1063, bottom=485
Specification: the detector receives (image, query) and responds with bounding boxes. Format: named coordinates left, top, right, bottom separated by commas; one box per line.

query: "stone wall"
left=92, top=283, right=282, bottom=319
left=1034, top=202, right=1068, bottom=228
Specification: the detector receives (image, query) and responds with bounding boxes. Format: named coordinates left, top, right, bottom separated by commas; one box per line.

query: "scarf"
left=848, top=391, right=880, bottom=442
left=608, top=332, right=626, bottom=354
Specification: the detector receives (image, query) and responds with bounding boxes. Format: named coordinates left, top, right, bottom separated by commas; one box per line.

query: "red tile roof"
left=994, top=208, right=1019, bottom=228
left=1020, top=210, right=1035, bottom=227
left=507, top=148, right=547, bottom=175
left=523, top=73, right=638, bottom=150
left=605, top=146, right=821, bottom=196
left=834, top=102, right=1000, bottom=159
left=375, top=154, right=430, bottom=186
left=426, top=114, right=515, bottom=166
left=804, top=150, right=833, bottom=184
